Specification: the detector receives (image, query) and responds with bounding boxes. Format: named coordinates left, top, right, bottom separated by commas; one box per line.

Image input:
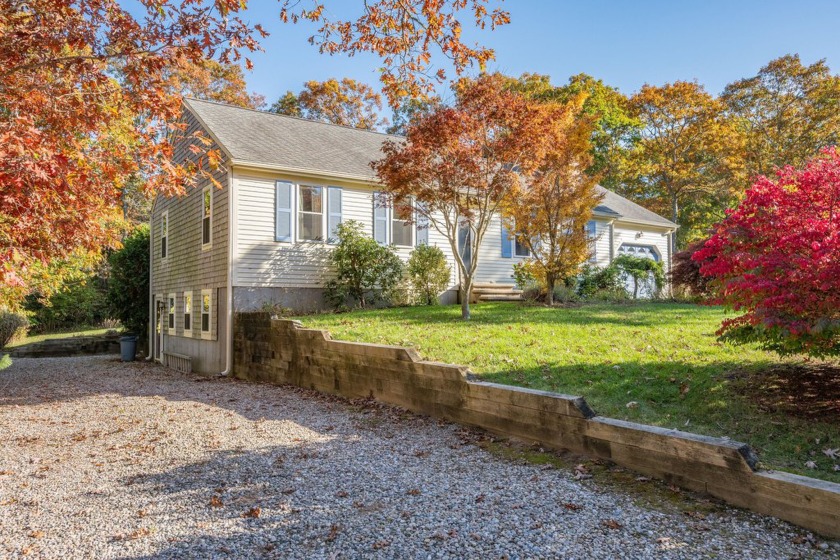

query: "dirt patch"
left=730, top=363, right=840, bottom=421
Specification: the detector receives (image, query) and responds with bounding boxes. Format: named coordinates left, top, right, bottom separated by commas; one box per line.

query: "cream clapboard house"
left=150, top=99, right=678, bottom=373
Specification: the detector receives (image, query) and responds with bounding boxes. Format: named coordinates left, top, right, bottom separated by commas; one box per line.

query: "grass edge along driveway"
left=293, top=302, right=839, bottom=483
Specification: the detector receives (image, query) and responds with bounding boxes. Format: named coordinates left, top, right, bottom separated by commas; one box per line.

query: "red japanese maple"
left=695, top=147, right=840, bottom=357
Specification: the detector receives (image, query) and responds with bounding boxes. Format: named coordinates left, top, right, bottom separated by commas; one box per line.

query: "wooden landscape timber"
left=233, top=312, right=840, bottom=538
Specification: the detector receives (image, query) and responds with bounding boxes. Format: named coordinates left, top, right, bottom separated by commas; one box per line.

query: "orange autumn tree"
left=170, top=59, right=265, bottom=109
left=502, top=96, right=603, bottom=305
left=621, top=81, right=743, bottom=247
left=270, top=78, right=386, bottom=130
left=0, top=0, right=507, bottom=305
left=373, top=74, right=556, bottom=320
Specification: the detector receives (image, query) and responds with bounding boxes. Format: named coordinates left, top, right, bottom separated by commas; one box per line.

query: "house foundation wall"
left=233, top=286, right=458, bottom=313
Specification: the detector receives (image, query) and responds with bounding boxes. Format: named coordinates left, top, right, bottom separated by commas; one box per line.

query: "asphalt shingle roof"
left=595, top=186, right=677, bottom=228
left=185, top=98, right=677, bottom=228
left=185, top=97, right=398, bottom=180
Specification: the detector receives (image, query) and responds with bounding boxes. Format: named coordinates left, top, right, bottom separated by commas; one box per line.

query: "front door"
left=155, top=300, right=165, bottom=361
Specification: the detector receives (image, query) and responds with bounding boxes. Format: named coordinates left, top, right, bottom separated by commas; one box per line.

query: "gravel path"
left=0, top=355, right=835, bottom=559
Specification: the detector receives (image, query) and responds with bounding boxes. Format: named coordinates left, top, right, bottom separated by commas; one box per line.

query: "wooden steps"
left=471, top=283, right=522, bottom=303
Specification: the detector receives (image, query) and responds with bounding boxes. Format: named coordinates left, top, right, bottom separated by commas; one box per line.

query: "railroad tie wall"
left=233, top=312, right=840, bottom=538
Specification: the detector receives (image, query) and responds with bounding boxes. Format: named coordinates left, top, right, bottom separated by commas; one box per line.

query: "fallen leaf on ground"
left=241, top=507, right=261, bottom=518
left=326, top=524, right=340, bottom=542
left=602, top=519, right=623, bottom=530
left=209, top=496, right=223, bottom=508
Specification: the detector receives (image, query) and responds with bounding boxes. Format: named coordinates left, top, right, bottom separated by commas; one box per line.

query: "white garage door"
left=617, top=244, right=660, bottom=297
left=618, top=243, right=660, bottom=261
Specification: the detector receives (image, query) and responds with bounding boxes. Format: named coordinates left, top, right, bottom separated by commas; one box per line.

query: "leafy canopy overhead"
left=502, top=94, right=603, bottom=305
left=621, top=81, right=744, bottom=245
left=0, top=0, right=507, bottom=300
left=722, top=54, right=840, bottom=179
left=374, top=73, right=567, bottom=319
left=270, top=78, right=386, bottom=130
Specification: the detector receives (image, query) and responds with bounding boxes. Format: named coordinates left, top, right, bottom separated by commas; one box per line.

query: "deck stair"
left=471, top=283, right=522, bottom=303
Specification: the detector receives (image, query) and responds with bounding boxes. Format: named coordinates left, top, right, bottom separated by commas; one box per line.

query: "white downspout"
left=145, top=199, right=156, bottom=361
left=219, top=168, right=235, bottom=376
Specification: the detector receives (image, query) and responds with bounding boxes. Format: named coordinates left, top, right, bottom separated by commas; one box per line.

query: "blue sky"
left=235, top=0, right=840, bottom=104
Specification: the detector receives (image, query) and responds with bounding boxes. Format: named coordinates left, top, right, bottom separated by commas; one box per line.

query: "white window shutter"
left=328, top=187, right=342, bottom=242
left=416, top=202, right=429, bottom=246
left=275, top=181, right=293, bottom=241
left=373, top=192, right=388, bottom=244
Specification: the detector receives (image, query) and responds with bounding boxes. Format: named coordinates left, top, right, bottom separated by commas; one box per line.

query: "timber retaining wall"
left=233, top=312, right=840, bottom=538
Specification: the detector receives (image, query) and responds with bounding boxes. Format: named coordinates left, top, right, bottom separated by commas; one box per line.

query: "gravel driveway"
left=0, top=355, right=834, bottom=559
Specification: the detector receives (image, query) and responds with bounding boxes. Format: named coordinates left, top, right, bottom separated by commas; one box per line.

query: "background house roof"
left=595, top=187, right=677, bottom=228
left=185, top=98, right=677, bottom=229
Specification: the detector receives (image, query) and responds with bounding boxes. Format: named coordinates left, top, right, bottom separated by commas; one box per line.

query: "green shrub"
left=589, top=286, right=632, bottom=303
left=576, top=264, right=623, bottom=299
left=512, top=261, right=536, bottom=290
left=0, top=311, right=28, bottom=349
left=324, top=221, right=405, bottom=309
left=24, top=274, right=109, bottom=333
left=613, top=254, right=664, bottom=299
left=552, top=284, right=581, bottom=304
left=107, top=225, right=150, bottom=338
left=407, top=244, right=451, bottom=305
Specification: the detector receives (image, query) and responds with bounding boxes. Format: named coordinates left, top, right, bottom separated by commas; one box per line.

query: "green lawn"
left=293, top=302, right=840, bottom=482
left=5, top=327, right=112, bottom=349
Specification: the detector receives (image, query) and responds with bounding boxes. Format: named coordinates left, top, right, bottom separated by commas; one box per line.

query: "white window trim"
left=183, top=291, right=193, bottom=338
left=202, top=186, right=213, bottom=250
left=167, top=293, right=176, bottom=336
left=506, top=220, right=530, bottom=258
left=297, top=184, right=328, bottom=244
left=513, top=236, right=530, bottom=258
left=391, top=198, right=415, bottom=248
left=200, top=289, right=212, bottom=340
left=160, top=210, right=169, bottom=261
left=374, top=193, right=415, bottom=247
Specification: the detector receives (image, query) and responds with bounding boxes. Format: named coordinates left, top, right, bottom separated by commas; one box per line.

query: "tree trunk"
left=545, top=276, right=555, bottom=306
left=671, top=195, right=679, bottom=255
left=460, top=278, right=472, bottom=320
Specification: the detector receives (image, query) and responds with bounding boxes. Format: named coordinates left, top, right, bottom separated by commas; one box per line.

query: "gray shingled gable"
left=595, top=186, right=677, bottom=228
left=185, top=97, right=399, bottom=180
left=185, top=98, right=676, bottom=228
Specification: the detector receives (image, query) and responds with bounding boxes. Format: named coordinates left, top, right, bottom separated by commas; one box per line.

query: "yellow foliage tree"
left=502, top=96, right=603, bottom=304
left=621, top=81, right=744, bottom=246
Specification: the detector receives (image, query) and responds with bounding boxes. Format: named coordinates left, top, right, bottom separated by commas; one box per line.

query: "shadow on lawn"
left=312, top=301, right=711, bottom=330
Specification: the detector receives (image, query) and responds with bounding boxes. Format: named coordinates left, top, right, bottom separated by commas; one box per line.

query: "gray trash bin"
left=120, top=336, right=138, bottom=362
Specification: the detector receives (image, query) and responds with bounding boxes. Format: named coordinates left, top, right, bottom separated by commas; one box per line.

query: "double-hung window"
left=161, top=211, right=168, bottom=259
left=374, top=193, right=414, bottom=246
left=202, top=187, right=212, bottom=247
left=514, top=237, right=530, bottom=257
left=167, top=294, right=176, bottom=335
left=276, top=182, right=342, bottom=243
left=200, top=290, right=211, bottom=339
left=391, top=198, right=413, bottom=247
left=183, top=292, right=192, bottom=335
left=299, top=185, right=324, bottom=241
left=501, top=221, right=529, bottom=258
